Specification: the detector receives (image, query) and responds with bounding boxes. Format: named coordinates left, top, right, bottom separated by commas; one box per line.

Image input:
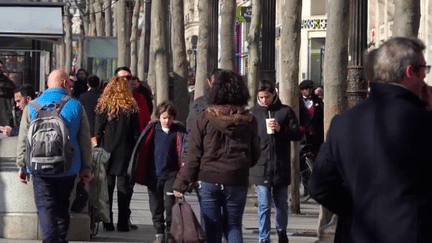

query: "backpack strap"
left=56, top=96, right=71, bottom=112
left=29, top=100, right=43, bottom=113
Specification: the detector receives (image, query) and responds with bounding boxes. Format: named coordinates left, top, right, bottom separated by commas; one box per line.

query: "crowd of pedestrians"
left=3, top=36, right=430, bottom=243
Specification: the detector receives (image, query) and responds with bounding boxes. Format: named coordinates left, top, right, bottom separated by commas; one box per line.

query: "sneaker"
left=154, top=234, right=165, bottom=243
left=129, top=218, right=138, bottom=230
left=278, top=231, right=289, bottom=243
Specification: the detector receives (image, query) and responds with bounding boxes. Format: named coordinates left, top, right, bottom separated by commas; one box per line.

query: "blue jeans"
left=255, top=185, right=288, bottom=242
left=33, top=176, right=76, bottom=243
left=197, top=182, right=247, bottom=243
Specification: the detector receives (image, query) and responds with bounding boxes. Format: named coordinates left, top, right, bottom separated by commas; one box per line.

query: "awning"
left=0, top=2, right=64, bottom=43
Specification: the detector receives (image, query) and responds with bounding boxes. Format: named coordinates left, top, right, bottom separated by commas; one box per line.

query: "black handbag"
left=170, top=198, right=205, bottom=243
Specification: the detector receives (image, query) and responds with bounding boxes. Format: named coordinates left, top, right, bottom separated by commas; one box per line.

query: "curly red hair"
left=96, top=76, right=138, bottom=120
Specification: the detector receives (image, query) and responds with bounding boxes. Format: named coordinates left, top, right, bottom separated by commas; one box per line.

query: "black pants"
left=107, top=175, right=132, bottom=227
left=147, top=175, right=176, bottom=234
left=33, top=176, right=76, bottom=243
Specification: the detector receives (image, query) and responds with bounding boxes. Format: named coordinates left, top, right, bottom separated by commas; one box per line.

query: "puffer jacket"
left=250, top=96, right=302, bottom=187
left=172, top=105, right=261, bottom=193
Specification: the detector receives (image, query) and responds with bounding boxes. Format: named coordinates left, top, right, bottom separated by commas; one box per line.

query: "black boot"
left=278, top=231, right=289, bottom=243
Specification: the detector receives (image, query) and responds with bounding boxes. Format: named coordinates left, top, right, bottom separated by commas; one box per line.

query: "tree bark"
left=64, top=2, right=73, bottom=74
left=151, top=0, right=170, bottom=105
left=94, top=0, right=104, bottom=36
left=130, top=0, right=141, bottom=75
left=195, top=0, right=210, bottom=99
left=89, top=1, right=97, bottom=36
left=280, top=0, right=302, bottom=214
left=171, top=0, right=189, bottom=123
left=393, top=0, right=420, bottom=37
left=247, top=0, right=261, bottom=108
left=117, top=0, right=128, bottom=67
left=220, top=0, right=236, bottom=71
left=138, top=0, right=152, bottom=81
left=77, top=23, right=85, bottom=69
left=104, top=0, right=113, bottom=36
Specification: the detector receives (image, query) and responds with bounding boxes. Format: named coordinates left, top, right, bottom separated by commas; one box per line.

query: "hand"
left=91, top=137, right=98, bottom=147
left=18, top=168, right=29, bottom=184
left=173, top=190, right=184, bottom=198
left=80, top=170, right=94, bottom=183
left=0, top=126, right=12, bottom=137
left=268, top=120, right=281, bottom=132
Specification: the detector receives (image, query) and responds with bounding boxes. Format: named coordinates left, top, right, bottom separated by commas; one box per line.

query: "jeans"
left=197, top=181, right=247, bottom=243
left=33, top=176, right=76, bottom=243
left=255, top=185, right=288, bottom=242
left=147, top=175, right=176, bottom=234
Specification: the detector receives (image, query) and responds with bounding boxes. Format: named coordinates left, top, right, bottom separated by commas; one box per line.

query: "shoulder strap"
left=56, top=96, right=71, bottom=112
left=29, top=100, right=42, bottom=113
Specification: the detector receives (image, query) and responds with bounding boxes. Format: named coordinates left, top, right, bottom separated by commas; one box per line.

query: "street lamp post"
left=346, top=0, right=368, bottom=108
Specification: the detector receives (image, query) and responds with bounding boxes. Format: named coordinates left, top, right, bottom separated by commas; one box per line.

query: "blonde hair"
left=96, top=76, right=138, bottom=120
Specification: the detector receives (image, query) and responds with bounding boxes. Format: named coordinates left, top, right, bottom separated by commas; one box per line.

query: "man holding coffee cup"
left=250, top=80, right=302, bottom=243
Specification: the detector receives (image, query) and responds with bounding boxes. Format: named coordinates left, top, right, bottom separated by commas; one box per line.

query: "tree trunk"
left=319, top=0, right=350, bottom=229
left=280, top=0, right=302, bottom=215
left=220, top=0, right=236, bottom=71
left=124, top=0, right=134, bottom=68
left=64, top=3, right=73, bottom=74
left=195, top=0, right=210, bottom=99
left=130, top=0, right=141, bottom=75
left=89, top=1, right=97, bottom=36
left=77, top=23, right=85, bottom=69
left=94, top=0, right=104, bottom=36
left=247, top=0, right=261, bottom=108
left=117, top=0, right=128, bottom=67
left=59, top=43, right=65, bottom=71
left=171, top=0, right=189, bottom=123
left=104, top=0, right=113, bottom=36
left=393, top=0, right=420, bottom=37
left=151, top=0, right=170, bottom=105
left=138, top=0, right=152, bottom=81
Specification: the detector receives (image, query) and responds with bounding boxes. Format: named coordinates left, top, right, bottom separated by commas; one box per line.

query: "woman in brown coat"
left=173, top=70, right=260, bottom=243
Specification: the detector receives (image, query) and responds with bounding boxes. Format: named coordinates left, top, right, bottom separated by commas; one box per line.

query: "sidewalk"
left=0, top=185, right=326, bottom=243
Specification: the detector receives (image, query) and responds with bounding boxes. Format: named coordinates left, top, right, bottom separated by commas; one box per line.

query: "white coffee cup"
left=265, top=118, right=275, bottom=134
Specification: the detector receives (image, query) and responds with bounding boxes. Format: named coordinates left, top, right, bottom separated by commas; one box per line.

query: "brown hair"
left=155, top=101, right=177, bottom=119
left=96, top=76, right=138, bottom=120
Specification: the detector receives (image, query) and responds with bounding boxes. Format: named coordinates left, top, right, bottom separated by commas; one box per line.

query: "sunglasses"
left=419, top=65, right=431, bottom=74
left=121, top=75, right=133, bottom=80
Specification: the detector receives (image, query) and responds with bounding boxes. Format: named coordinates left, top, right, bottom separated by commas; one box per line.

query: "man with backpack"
left=15, top=70, right=93, bottom=243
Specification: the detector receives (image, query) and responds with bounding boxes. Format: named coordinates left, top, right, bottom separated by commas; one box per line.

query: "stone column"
left=260, top=0, right=276, bottom=82
left=347, top=0, right=368, bottom=108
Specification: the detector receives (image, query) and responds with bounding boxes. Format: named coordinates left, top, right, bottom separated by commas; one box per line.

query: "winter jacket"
left=173, top=105, right=261, bottom=193
left=299, top=94, right=324, bottom=150
left=128, top=121, right=187, bottom=186
left=0, top=74, right=15, bottom=126
left=250, top=96, right=302, bottom=187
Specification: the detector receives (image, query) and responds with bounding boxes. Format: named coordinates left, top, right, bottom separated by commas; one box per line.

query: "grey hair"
left=368, top=37, right=425, bottom=83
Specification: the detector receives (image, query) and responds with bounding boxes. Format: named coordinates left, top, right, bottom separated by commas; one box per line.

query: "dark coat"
left=250, top=97, right=302, bottom=187
left=0, top=74, right=15, bottom=126
left=79, top=88, right=101, bottom=136
left=173, top=105, right=261, bottom=193
left=309, top=83, right=432, bottom=243
left=135, top=84, right=154, bottom=115
left=185, top=94, right=209, bottom=132
left=128, top=121, right=187, bottom=186
left=299, top=94, right=324, bottom=149
left=95, top=112, right=140, bottom=176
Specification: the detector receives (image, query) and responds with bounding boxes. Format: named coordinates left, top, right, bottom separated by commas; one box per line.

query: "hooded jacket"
left=250, top=96, right=302, bottom=187
left=172, top=105, right=261, bottom=193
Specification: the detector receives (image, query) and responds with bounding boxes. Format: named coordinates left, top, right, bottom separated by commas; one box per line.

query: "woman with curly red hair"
left=94, top=76, right=141, bottom=232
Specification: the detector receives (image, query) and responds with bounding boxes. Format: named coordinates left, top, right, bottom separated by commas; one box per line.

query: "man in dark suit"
left=79, top=75, right=101, bottom=137
left=309, top=37, right=432, bottom=242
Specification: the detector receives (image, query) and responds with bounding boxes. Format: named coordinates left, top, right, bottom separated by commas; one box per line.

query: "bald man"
left=16, top=70, right=92, bottom=243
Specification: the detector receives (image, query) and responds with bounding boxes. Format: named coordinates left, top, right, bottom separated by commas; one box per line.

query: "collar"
left=43, top=87, right=69, bottom=95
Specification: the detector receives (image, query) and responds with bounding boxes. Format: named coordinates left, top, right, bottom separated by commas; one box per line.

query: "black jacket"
left=173, top=105, right=261, bottom=193
left=309, top=83, right=432, bottom=243
left=0, top=74, right=15, bottom=126
left=79, top=88, right=101, bottom=136
left=299, top=94, right=324, bottom=149
left=250, top=97, right=302, bottom=187
left=95, top=112, right=140, bottom=175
